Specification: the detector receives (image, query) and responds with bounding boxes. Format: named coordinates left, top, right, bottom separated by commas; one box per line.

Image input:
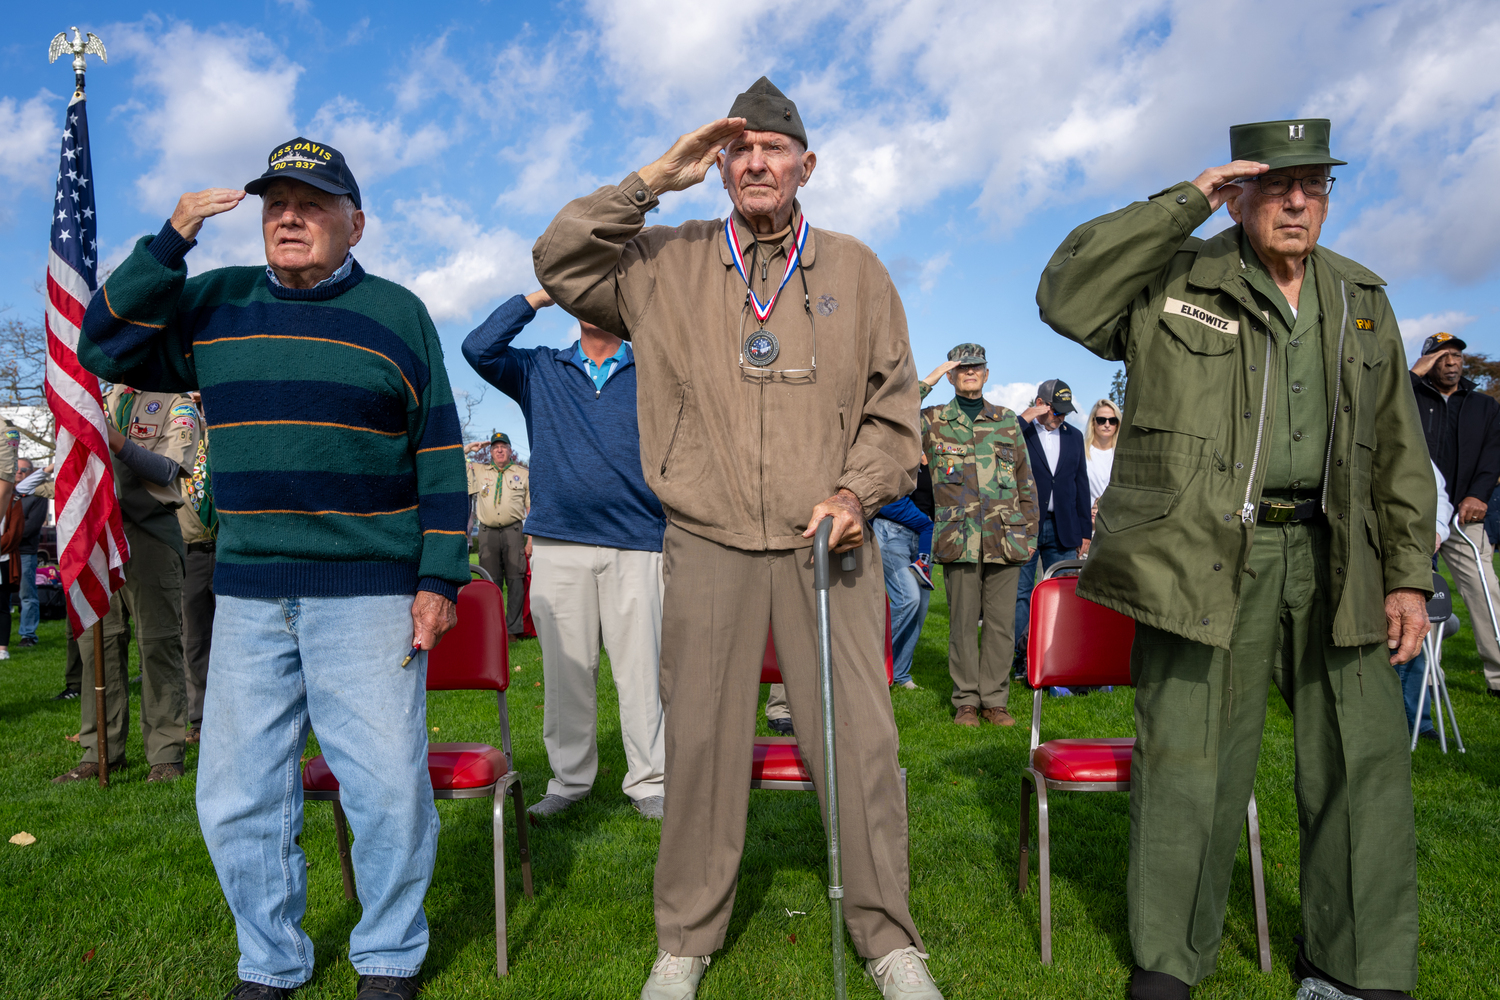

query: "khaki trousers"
left=182, top=543, right=216, bottom=725
left=654, top=524, right=921, bottom=959
left=1439, top=521, right=1500, bottom=690
left=764, top=683, right=790, bottom=721
left=478, top=522, right=527, bottom=635
left=78, top=524, right=187, bottom=766
left=943, top=561, right=1020, bottom=710
left=530, top=537, right=665, bottom=801
left=1128, top=521, right=1417, bottom=990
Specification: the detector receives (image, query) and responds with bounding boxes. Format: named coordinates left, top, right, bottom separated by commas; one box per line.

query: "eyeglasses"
left=737, top=252, right=817, bottom=384
left=1094, top=416, right=1119, bottom=426
left=1251, top=174, right=1335, bottom=197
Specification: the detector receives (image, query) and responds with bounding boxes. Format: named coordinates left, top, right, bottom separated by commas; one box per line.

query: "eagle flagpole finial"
left=48, top=27, right=106, bottom=95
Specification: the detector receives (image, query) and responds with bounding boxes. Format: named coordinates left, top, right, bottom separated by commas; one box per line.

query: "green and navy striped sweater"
left=80, top=222, right=470, bottom=602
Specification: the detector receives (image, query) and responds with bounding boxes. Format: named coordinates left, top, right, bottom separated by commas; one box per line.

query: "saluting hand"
left=170, top=188, right=247, bottom=241
left=1190, top=160, right=1271, bottom=212
left=411, top=591, right=458, bottom=652
left=1385, top=587, right=1430, bottom=665
left=638, top=118, right=747, bottom=196
left=921, top=360, right=960, bottom=386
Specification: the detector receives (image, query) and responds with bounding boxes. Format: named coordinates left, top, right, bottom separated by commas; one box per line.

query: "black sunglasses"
left=1094, top=416, right=1119, bottom=426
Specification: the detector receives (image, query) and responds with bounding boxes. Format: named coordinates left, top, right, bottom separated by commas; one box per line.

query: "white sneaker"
left=867, top=946, right=943, bottom=998
left=0, top=649, right=8, bottom=660
left=640, top=950, right=709, bottom=1000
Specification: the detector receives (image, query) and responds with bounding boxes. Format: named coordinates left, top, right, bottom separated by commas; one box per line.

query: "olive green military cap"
left=728, top=76, right=807, bottom=147
left=490, top=432, right=511, bottom=446
left=1229, top=119, right=1347, bottom=169
left=947, top=343, right=987, bottom=366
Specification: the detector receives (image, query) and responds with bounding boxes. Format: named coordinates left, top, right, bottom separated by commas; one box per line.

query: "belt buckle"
left=1263, top=500, right=1295, bottom=523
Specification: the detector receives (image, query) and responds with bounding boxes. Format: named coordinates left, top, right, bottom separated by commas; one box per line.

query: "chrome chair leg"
left=332, top=799, right=356, bottom=901
left=493, top=792, right=509, bottom=976
left=1246, top=794, right=1272, bottom=973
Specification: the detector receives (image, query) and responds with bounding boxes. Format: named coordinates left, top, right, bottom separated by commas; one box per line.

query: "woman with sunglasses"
left=1084, top=399, right=1120, bottom=513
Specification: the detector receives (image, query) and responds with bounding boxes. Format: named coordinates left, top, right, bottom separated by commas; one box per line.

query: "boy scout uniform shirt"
left=533, top=176, right=920, bottom=550
left=0, top=420, right=17, bottom=484
left=1036, top=182, right=1435, bottom=649
left=918, top=384, right=1039, bottom=565
left=177, top=423, right=215, bottom=546
left=467, top=460, right=529, bottom=528
left=103, top=385, right=199, bottom=556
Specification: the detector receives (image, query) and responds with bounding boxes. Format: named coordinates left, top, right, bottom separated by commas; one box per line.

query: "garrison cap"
left=490, top=432, right=511, bottom=446
left=1421, top=332, right=1468, bottom=356
left=244, top=137, right=363, bottom=209
left=1036, top=378, right=1077, bottom=415
left=947, top=343, right=987, bottom=366
left=728, top=76, right=807, bottom=147
left=1229, top=119, right=1346, bottom=170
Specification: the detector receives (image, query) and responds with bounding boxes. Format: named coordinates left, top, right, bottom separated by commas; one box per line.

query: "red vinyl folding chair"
left=302, top=571, right=535, bottom=976
left=751, top=604, right=897, bottom=792
left=1016, top=570, right=1271, bottom=971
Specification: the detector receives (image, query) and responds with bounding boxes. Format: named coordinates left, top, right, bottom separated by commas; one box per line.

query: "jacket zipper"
left=1240, top=331, right=1273, bottom=524
left=1320, top=280, right=1349, bottom=514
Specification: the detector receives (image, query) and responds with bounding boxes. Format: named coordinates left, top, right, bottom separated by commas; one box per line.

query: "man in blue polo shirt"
left=463, top=289, right=667, bottom=819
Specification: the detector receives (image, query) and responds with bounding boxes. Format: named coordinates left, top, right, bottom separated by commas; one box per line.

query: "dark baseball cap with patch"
left=244, top=137, right=362, bottom=209
left=490, top=432, right=511, bottom=446
left=1421, top=331, right=1468, bottom=356
left=1036, top=378, right=1077, bottom=415
left=947, top=343, right=987, bottom=366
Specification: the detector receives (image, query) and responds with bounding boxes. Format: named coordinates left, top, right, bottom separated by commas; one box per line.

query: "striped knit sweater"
left=79, top=222, right=469, bottom=601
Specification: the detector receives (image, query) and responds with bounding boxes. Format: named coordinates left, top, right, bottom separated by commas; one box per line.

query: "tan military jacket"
left=468, top=461, right=528, bottom=528
left=103, top=385, right=199, bottom=513
left=534, top=175, right=920, bottom=551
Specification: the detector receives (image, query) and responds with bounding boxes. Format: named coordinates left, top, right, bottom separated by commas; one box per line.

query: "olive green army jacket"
left=919, top=384, right=1039, bottom=565
left=1036, top=181, right=1435, bottom=649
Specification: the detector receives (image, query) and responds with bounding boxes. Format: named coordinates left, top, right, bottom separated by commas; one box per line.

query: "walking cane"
left=93, top=619, right=108, bottom=787
left=813, top=516, right=855, bottom=1000
left=1450, top=513, right=1500, bottom=644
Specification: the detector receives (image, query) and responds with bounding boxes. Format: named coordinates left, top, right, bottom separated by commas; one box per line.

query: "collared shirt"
left=1037, top=423, right=1062, bottom=510
left=265, top=252, right=355, bottom=289
left=1241, top=231, right=1328, bottom=494
left=575, top=339, right=629, bottom=393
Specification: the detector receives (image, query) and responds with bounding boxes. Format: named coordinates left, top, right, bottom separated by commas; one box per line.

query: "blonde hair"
left=1084, top=398, right=1119, bottom=458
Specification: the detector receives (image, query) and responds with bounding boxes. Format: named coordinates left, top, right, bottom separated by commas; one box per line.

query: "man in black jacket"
left=1014, top=379, right=1093, bottom=667
left=1411, top=332, right=1500, bottom=696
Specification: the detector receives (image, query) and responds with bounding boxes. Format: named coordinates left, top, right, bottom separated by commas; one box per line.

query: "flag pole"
left=94, top=621, right=107, bottom=786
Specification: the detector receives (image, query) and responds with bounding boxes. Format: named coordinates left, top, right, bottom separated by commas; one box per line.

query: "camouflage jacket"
left=919, top=384, right=1039, bottom=564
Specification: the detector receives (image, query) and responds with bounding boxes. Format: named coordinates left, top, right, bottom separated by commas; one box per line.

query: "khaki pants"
left=1128, top=521, right=1417, bottom=990
left=654, top=524, right=921, bottom=960
left=530, top=537, right=665, bottom=801
left=943, top=561, right=1020, bottom=710
left=1439, top=521, right=1500, bottom=690
left=478, top=522, right=527, bottom=635
left=182, top=543, right=216, bottom=725
left=765, top=683, right=790, bottom=721
left=78, top=524, right=188, bottom=767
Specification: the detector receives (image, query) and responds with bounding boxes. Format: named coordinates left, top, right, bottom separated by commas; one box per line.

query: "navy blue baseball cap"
left=244, top=137, right=362, bottom=209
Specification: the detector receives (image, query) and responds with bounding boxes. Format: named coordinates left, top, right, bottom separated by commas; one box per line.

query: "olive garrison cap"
left=490, top=432, right=511, bottom=446
left=728, top=76, right=807, bottom=147
left=244, top=137, right=363, bottom=209
left=1229, top=119, right=1347, bottom=170
left=947, top=343, right=987, bottom=366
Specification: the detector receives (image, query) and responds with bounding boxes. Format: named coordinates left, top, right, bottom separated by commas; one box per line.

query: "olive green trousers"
left=1127, top=521, right=1418, bottom=991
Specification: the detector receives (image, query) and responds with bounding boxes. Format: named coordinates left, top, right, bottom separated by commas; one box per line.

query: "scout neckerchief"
left=112, top=388, right=137, bottom=432
left=725, top=213, right=810, bottom=367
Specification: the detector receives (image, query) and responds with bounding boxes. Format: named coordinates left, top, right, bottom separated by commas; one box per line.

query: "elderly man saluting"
left=79, top=139, right=470, bottom=1000
left=1037, top=120, right=1434, bottom=1000
left=535, top=78, right=940, bottom=1000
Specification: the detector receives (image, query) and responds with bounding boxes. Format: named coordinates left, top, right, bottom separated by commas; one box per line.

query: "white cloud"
left=984, top=381, right=1039, bottom=413
left=307, top=96, right=453, bottom=185
left=495, top=113, right=602, bottom=213
left=1397, top=310, right=1477, bottom=360
left=918, top=251, right=950, bottom=292
left=0, top=93, right=57, bottom=192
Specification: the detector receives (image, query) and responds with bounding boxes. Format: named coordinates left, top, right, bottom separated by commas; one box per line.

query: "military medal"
left=743, top=330, right=779, bottom=366
left=726, top=213, right=809, bottom=370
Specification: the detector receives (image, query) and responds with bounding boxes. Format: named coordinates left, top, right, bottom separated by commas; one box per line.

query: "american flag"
left=42, top=92, right=128, bottom=632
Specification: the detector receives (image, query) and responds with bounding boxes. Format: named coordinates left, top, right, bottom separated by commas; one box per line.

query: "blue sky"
left=4, top=1, right=1498, bottom=458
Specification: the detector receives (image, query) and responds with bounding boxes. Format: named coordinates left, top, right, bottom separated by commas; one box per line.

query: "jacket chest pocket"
left=993, top=444, right=1018, bottom=491
left=1132, top=311, right=1238, bottom=441
left=934, top=443, right=968, bottom=484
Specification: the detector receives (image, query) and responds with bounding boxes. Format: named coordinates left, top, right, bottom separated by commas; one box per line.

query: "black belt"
left=187, top=541, right=216, bottom=554
left=1256, top=498, right=1322, bottom=525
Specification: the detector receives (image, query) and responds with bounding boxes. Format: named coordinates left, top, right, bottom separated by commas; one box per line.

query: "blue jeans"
left=874, top=518, right=931, bottom=686
left=1014, top=514, right=1078, bottom=646
left=1392, top=650, right=1435, bottom=737
left=196, top=594, right=439, bottom=988
left=18, top=553, right=38, bottom=640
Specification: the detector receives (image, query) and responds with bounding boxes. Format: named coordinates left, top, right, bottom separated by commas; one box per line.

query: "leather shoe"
left=355, top=974, right=419, bottom=999
left=226, top=980, right=295, bottom=999
left=52, top=760, right=125, bottom=783
left=1295, top=944, right=1413, bottom=999
left=186, top=726, right=202, bottom=745
left=147, top=762, right=185, bottom=783
left=1130, top=967, right=1189, bottom=1000
left=980, top=706, right=1015, bottom=727
left=953, top=706, right=979, bottom=727
left=767, top=717, right=795, bottom=736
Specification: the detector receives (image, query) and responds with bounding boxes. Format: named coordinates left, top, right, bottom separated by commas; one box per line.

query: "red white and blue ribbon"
left=724, top=213, right=810, bottom=325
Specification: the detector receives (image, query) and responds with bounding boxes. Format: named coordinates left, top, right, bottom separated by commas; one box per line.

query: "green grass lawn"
left=2, top=568, right=1498, bottom=999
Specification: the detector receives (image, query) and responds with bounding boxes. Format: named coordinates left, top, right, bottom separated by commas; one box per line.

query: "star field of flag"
left=52, top=101, right=97, bottom=291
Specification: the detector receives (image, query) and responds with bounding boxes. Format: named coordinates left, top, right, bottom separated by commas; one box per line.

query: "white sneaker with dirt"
left=639, top=950, right=709, bottom=1000
left=867, top=946, right=943, bottom=999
